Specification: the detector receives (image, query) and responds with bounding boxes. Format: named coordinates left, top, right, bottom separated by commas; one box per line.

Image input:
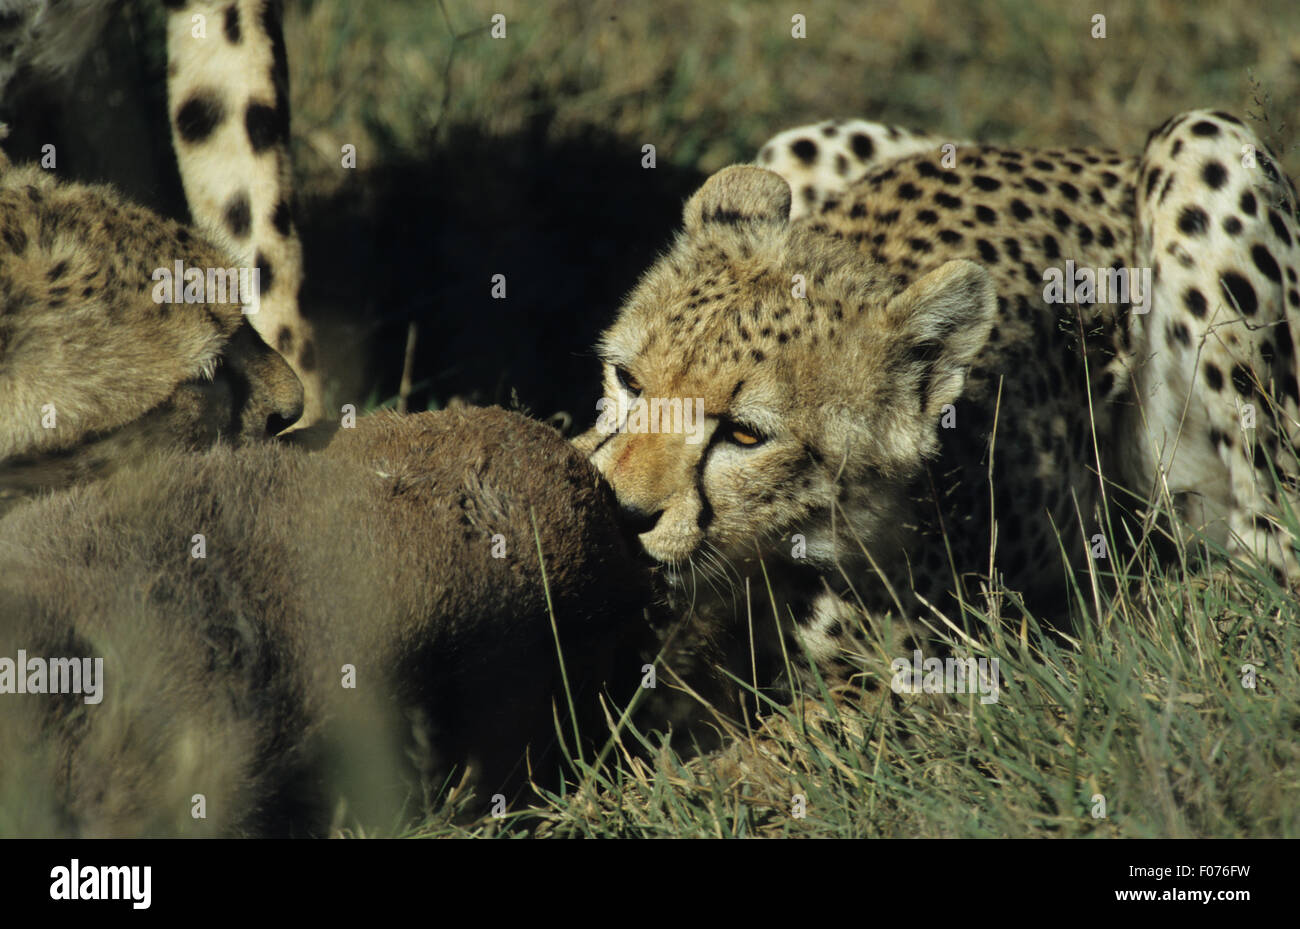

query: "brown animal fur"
left=0, top=406, right=649, bottom=836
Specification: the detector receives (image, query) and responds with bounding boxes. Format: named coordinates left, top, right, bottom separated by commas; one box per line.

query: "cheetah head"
left=577, top=165, right=996, bottom=593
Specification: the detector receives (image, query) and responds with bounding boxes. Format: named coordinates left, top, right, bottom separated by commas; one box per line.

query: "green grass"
left=283, top=0, right=1300, bottom=837
left=396, top=495, right=1299, bottom=839
left=285, top=0, right=1300, bottom=194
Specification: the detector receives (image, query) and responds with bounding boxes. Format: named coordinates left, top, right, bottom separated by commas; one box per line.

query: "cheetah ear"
left=885, top=259, right=996, bottom=417
left=683, top=166, right=792, bottom=233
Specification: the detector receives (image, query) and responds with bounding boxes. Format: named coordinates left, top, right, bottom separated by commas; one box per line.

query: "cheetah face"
left=580, top=355, right=827, bottom=573
left=577, top=166, right=996, bottom=588
left=0, top=161, right=304, bottom=508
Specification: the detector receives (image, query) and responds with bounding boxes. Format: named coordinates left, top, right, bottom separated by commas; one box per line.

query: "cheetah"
left=0, top=0, right=325, bottom=427
left=577, top=109, right=1300, bottom=713
left=0, top=156, right=304, bottom=512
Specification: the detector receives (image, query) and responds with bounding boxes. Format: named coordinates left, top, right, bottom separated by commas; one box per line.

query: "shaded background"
left=5, top=0, right=1300, bottom=430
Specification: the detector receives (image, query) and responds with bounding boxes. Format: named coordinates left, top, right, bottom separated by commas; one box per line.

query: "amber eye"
left=724, top=421, right=766, bottom=447
left=613, top=365, right=642, bottom=395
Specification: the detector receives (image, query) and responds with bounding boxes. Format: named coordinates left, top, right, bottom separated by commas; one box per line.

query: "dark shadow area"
left=298, top=112, right=706, bottom=429
left=1, top=4, right=185, bottom=221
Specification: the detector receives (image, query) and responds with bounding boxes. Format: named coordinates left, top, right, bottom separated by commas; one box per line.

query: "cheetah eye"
left=613, top=365, right=642, bottom=395
left=722, top=420, right=767, bottom=447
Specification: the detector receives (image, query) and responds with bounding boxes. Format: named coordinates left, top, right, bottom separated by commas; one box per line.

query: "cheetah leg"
left=164, top=0, right=325, bottom=428
left=1119, top=109, right=1300, bottom=585
left=756, top=120, right=957, bottom=220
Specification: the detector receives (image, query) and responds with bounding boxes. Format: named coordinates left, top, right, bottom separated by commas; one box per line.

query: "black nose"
left=619, top=504, right=663, bottom=536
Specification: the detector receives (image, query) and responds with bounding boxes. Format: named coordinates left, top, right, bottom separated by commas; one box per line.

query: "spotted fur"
left=0, top=159, right=304, bottom=513
left=757, top=119, right=957, bottom=220
left=0, top=0, right=325, bottom=426
left=578, top=110, right=1300, bottom=717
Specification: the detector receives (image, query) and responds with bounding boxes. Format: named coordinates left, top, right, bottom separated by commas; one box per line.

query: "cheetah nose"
left=619, top=504, right=663, bottom=537
left=262, top=376, right=305, bottom=436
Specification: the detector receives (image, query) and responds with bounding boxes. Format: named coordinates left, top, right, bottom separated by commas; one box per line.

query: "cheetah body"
left=580, top=110, right=1300, bottom=698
